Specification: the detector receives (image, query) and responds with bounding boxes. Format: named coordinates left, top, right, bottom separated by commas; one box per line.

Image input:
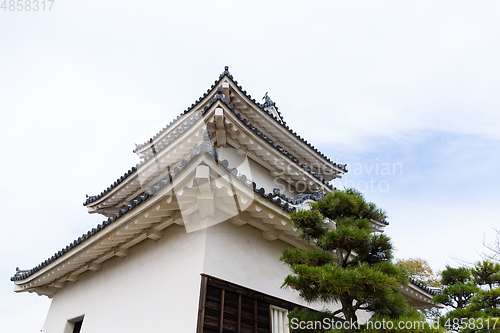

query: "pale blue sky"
left=1, top=1, right=499, bottom=331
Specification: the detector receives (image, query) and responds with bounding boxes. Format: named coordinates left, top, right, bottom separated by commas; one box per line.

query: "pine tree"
left=433, top=266, right=477, bottom=311
left=434, top=262, right=500, bottom=332
left=468, top=261, right=500, bottom=317
left=280, top=188, right=408, bottom=332
left=472, top=261, right=500, bottom=290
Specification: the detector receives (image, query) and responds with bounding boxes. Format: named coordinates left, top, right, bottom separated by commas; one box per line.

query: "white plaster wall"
left=217, top=146, right=297, bottom=198
left=247, top=158, right=297, bottom=197
left=201, top=221, right=337, bottom=313
left=42, top=225, right=208, bottom=333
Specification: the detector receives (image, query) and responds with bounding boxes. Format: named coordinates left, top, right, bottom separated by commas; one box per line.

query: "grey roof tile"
left=408, top=277, right=440, bottom=296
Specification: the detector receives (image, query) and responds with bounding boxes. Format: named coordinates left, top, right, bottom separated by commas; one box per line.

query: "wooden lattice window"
left=197, top=275, right=301, bottom=333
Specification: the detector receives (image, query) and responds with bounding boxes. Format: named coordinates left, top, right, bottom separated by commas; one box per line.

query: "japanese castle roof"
left=83, top=67, right=347, bottom=213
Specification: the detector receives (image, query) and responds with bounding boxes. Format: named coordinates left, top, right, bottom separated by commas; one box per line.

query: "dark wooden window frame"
left=197, top=274, right=304, bottom=333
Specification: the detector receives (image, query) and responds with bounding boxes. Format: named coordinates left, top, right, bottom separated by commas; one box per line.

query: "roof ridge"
left=133, top=67, right=345, bottom=174
left=408, top=277, right=440, bottom=296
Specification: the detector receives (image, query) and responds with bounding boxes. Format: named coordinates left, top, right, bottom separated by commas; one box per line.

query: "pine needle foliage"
left=280, top=189, right=409, bottom=331
left=433, top=266, right=477, bottom=310
left=468, top=261, right=500, bottom=318
left=433, top=262, right=500, bottom=332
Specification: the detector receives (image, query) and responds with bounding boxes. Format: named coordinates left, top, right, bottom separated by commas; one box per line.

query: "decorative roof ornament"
left=194, top=129, right=215, bottom=154
left=262, top=92, right=283, bottom=124
left=14, top=267, right=29, bottom=277
left=290, top=191, right=325, bottom=204
left=262, top=92, right=275, bottom=108
left=219, top=65, right=233, bottom=80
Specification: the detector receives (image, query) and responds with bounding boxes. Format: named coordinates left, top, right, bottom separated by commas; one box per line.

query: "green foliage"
left=467, top=261, right=500, bottom=318
left=433, top=266, right=477, bottom=310
left=472, top=261, right=500, bottom=289
left=395, top=258, right=442, bottom=288
left=281, top=189, right=408, bottom=331
left=469, top=289, right=500, bottom=317
left=433, top=261, right=500, bottom=332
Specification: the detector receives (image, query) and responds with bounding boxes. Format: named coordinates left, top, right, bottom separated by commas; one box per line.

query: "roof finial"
left=262, top=92, right=275, bottom=107
left=193, top=129, right=214, bottom=154
left=219, top=66, right=232, bottom=80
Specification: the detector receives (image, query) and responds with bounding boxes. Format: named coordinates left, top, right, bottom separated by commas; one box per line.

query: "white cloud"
left=1, top=1, right=500, bottom=331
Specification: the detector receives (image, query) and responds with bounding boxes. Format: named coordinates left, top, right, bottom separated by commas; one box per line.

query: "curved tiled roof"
left=13, top=132, right=326, bottom=282
left=408, top=277, right=440, bottom=296
left=84, top=86, right=340, bottom=206
left=134, top=66, right=347, bottom=170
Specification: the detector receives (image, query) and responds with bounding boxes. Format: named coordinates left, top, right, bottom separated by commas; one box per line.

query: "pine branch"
left=343, top=250, right=352, bottom=268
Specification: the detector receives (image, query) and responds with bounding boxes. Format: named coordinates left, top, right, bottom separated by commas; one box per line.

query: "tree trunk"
left=340, top=297, right=359, bottom=333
